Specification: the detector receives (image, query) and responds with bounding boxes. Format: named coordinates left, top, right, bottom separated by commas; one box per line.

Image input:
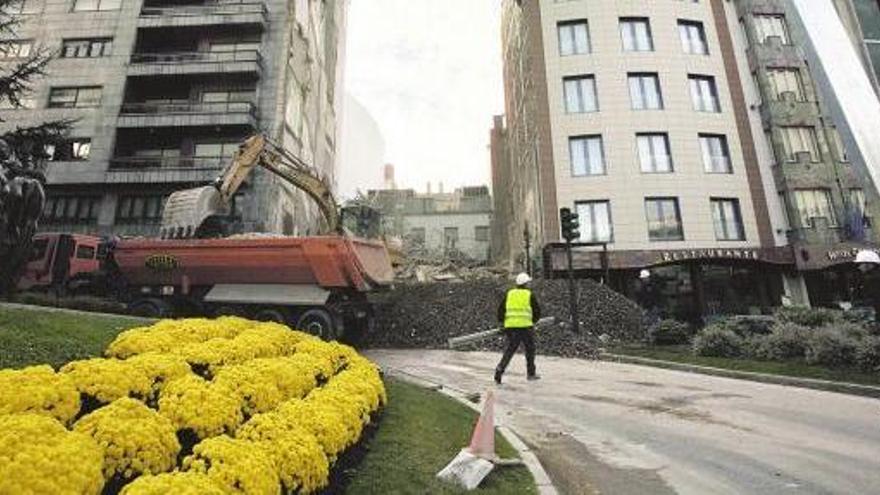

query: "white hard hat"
left=515, top=272, right=532, bottom=286
left=639, top=269, right=651, bottom=280
left=855, top=250, right=880, bottom=265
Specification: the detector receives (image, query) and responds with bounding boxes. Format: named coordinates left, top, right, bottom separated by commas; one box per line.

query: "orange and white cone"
left=467, top=389, right=496, bottom=460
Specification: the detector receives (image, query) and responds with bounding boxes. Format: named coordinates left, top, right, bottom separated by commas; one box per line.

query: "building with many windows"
left=0, top=0, right=347, bottom=237
left=494, top=0, right=880, bottom=320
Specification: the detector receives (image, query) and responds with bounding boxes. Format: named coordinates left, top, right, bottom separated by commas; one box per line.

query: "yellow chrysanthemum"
left=0, top=365, right=80, bottom=424
left=106, top=317, right=257, bottom=358
left=158, top=375, right=243, bottom=439
left=213, top=357, right=320, bottom=416
left=119, top=472, right=226, bottom=495
left=182, top=436, right=279, bottom=495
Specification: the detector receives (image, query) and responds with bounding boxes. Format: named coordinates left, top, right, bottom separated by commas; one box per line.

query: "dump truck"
left=21, top=135, right=394, bottom=339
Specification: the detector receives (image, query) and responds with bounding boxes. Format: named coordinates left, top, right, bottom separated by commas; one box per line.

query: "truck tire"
left=254, top=308, right=288, bottom=324
left=129, top=298, right=172, bottom=318
left=212, top=305, right=247, bottom=318
left=296, top=308, right=339, bottom=340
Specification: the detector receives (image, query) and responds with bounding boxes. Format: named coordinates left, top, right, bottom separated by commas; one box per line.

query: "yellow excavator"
left=160, top=134, right=381, bottom=240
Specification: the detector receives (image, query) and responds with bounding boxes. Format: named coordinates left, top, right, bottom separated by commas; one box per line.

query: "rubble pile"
left=363, top=278, right=645, bottom=359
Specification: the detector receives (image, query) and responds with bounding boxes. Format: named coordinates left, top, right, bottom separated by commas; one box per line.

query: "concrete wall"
left=403, top=212, right=492, bottom=262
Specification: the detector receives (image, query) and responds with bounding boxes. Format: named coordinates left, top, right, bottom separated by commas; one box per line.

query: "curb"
left=382, top=367, right=559, bottom=495
left=601, top=353, right=880, bottom=399
left=0, top=302, right=154, bottom=323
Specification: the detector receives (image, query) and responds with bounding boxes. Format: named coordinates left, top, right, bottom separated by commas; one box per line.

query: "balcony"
left=128, top=50, right=262, bottom=77
left=117, top=101, right=258, bottom=129
left=106, top=157, right=226, bottom=184
left=138, top=2, right=268, bottom=29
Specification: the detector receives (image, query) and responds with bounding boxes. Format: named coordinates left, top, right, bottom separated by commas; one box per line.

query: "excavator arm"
left=160, top=134, right=340, bottom=239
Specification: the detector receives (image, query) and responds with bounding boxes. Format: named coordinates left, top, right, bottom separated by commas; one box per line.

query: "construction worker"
left=494, top=272, right=541, bottom=384
left=853, top=250, right=880, bottom=321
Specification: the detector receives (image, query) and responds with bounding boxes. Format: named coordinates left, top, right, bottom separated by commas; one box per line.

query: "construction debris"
left=363, top=278, right=644, bottom=359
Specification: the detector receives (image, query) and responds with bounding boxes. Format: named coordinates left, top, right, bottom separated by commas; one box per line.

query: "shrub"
left=720, top=316, right=775, bottom=337
left=834, top=322, right=871, bottom=341
left=751, top=323, right=812, bottom=360
left=804, top=329, right=859, bottom=367
left=856, top=336, right=880, bottom=372
left=692, top=325, right=744, bottom=358
left=776, top=306, right=843, bottom=328
left=648, top=319, right=692, bottom=345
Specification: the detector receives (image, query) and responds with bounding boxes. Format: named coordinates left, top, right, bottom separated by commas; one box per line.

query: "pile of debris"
left=394, top=259, right=507, bottom=282
left=363, top=278, right=645, bottom=359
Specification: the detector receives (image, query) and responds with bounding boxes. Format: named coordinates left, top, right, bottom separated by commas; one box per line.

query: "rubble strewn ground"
left=362, top=278, right=644, bottom=359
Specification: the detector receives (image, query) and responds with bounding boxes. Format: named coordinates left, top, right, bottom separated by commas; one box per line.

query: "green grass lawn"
left=610, top=345, right=880, bottom=387
left=344, top=378, right=537, bottom=495
left=0, top=306, right=147, bottom=369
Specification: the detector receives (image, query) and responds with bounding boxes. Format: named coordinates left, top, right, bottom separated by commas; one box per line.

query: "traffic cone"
left=466, top=389, right=496, bottom=460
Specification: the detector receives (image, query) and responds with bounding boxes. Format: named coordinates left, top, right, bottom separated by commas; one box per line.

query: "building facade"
left=0, top=0, right=346, bottom=237
left=495, top=0, right=880, bottom=320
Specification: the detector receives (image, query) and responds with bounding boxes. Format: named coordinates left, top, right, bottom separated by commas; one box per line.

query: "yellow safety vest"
left=504, top=288, right=534, bottom=329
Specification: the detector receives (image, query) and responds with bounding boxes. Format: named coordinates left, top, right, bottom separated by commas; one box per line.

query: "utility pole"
left=559, top=207, right=580, bottom=333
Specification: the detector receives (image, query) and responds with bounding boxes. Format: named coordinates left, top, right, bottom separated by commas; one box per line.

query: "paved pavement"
left=367, top=350, right=880, bottom=495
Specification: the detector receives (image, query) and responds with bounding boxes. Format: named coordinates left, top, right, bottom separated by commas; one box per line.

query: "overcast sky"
left=343, top=0, right=504, bottom=194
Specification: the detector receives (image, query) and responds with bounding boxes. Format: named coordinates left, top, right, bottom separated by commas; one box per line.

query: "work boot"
left=527, top=374, right=541, bottom=381
left=494, top=369, right=502, bottom=385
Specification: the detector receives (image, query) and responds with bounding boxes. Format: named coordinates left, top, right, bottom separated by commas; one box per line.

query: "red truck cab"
left=17, top=233, right=105, bottom=292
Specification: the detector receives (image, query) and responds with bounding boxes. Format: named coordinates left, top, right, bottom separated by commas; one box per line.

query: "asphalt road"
left=367, top=350, right=880, bottom=495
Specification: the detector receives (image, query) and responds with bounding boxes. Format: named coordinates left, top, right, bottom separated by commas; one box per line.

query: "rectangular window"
left=645, top=198, right=684, bottom=241
left=628, top=73, right=663, bottom=110
left=767, top=68, right=804, bottom=101
left=620, top=18, right=654, bottom=52
left=61, top=38, right=113, bottom=58
left=700, top=134, right=732, bottom=173
left=44, top=139, right=91, bottom=161
left=794, top=189, right=837, bottom=227
left=474, top=226, right=490, bottom=242
left=116, top=194, right=166, bottom=222
left=711, top=198, right=745, bottom=241
left=443, top=227, right=459, bottom=251
left=569, top=135, right=605, bottom=176
left=850, top=188, right=867, bottom=215
left=830, top=127, right=849, bottom=162
left=48, top=87, right=102, bottom=108
left=754, top=14, right=789, bottom=44
left=679, top=20, right=708, bottom=54
left=558, top=20, right=590, bottom=56
left=563, top=75, right=597, bottom=113
left=576, top=200, right=613, bottom=243
left=780, top=126, right=820, bottom=162
left=76, top=245, right=96, bottom=259
left=72, top=0, right=121, bottom=11
left=43, top=196, right=100, bottom=224
left=637, top=133, right=673, bottom=173
left=0, top=40, right=32, bottom=60
left=689, top=75, right=720, bottom=112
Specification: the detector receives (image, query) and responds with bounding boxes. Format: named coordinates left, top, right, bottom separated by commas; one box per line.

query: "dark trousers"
left=496, top=328, right=536, bottom=377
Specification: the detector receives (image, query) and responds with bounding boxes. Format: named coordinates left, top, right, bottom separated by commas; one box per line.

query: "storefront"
left=792, top=244, right=880, bottom=308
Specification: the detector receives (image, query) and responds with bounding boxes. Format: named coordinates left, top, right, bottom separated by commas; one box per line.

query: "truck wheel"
left=296, top=309, right=339, bottom=340
left=129, top=299, right=172, bottom=318
left=254, top=308, right=288, bottom=324
left=213, top=305, right=247, bottom=318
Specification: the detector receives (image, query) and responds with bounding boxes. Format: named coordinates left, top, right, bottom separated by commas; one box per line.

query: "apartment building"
left=0, top=0, right=346, bottom=237
left=495, top=0, right=880, bottom=319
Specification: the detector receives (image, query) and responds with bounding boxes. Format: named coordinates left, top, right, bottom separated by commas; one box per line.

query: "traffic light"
left=560, top=207, right=580, bottom=242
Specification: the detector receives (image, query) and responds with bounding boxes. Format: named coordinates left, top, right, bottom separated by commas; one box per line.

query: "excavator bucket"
left=159, top=185, right=229, bottom=239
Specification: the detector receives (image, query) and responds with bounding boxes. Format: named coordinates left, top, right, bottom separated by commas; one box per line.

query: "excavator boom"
left=160, top=134, right=340, bottom=239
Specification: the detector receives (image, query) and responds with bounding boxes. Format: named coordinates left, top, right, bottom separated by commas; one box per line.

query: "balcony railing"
left=130, top=50, right=261, bottom=65
left=119, top=101, right=257, bottom=116
left=109, top=156, right=229, bottom=169
left=140, top=1, right=267, bottom=18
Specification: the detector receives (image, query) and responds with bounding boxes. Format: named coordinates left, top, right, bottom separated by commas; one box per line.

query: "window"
left=637, top=133, right=673, bottom=173
left=627, top=73, right=663, bottom=110
left=645, top=198, right=684, bottom=241
left=75, top=245, right=96, bottom=259
left=620, top=18, right=653, bottom=52
left=558, top=20, right=590, bottom=56
left=689, top=75, right=720, bottom=112
left=48, top=87, right=102, bottom=108
left=474, top=226, right=490, bottom=242
left=72, top=0, right=121, bottom=11
left=5, top=0, right=43, bottom=14
left=194, top=142, right=239, bottom=166
left=754, top=14, right=789, bottom=44
left=779, top=126, right=820, bottom=162
left=443, top=227, right=459, bottom=251
left=569, top=135, right=605, bottom=176
left=794, top=189, right=837, bottom=227
left=850, top=188, right=867, bottom=215
left=700, top=134, right=732, bottom=173
left=679, top=20, right=708, bottom=54
left=45, top=139, right=91, bottom=161
left=208, top=41, right=261, bottom=61
left=200, top=90, right=255, bottom=103
left=711, top=198, right=745, bottom=241
left=830, top=127, right=849, bottom=162
left=132, top=148, right=180, bottom=167
left=409, top=227, right=425, bottom=245
left=767, top=68, right=804, bottom=101
left=61, top=38, right=113, bottom=58
left=576, top=201, right=612, bottom=243
left=563, top=75, right=597, bottom=113
left=42, top=196, right=100, bottom=224
left=0, top=41, right=32, bottom=60
left=116, top=195, right=166, bottom=223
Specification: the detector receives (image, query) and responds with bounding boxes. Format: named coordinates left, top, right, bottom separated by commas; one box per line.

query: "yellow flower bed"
left=0, top=317, right=386, bottom=495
